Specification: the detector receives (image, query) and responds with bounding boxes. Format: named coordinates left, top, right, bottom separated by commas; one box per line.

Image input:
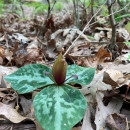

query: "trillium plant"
left=4, top=54, right=95, bottom=130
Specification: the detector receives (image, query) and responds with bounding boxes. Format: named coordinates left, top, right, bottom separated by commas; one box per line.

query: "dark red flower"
left=52, top=53, right=67, bottom=85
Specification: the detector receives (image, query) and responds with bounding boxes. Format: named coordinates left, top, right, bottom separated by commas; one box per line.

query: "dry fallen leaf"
left=103, top=69, right=124, bottom=87
left=106, top=113, right=129, bottom=130
left=45, top=39, right=56, bottom=59
left=96, top=47, right=112, bottom=64
left=20, top=96, right=33, bottom=117
left=81, top=105, right=94, bottom=130
left=26, top=37, right=40, bottom=61
left=0, top=102, right=26, bottom=123
left=95, top=92, right=123, bottom=130
left=4, top=49, right=13, bottom=62
left=80, top=71, right=112, bottom=103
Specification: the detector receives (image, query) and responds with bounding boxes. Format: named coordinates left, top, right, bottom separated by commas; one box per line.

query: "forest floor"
left=0, top=1, right=130, bottom=130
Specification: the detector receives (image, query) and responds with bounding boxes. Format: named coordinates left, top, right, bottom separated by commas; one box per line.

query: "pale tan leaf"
left=81, top=105, right=94, bottom=130
left=4, top=49, right=13, bottom=61
left=95, top=92, right=123, bottom=130
left=0, top=102, right=26, bottom=123
left=103, top=69, right=123, bottom=85
left=106, top=113, right=129, bottom=130
left=63, top=28, right=70, bottom=37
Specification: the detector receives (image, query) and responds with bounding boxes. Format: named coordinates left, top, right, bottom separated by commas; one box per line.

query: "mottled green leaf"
left=66, top=64, right=95, bottom=85
left=33, top=84, right=87, bottom=130
left=4, top=64, right=53, bottom=94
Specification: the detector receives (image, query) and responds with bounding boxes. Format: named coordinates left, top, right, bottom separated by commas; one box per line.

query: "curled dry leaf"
left=81, top=104, right=94, bottom=130
left=83, top=46, right=112, bottom=68
left=26, top=38, right=40, bottom=61
left=96, top=47, right=112, bottom=64
left=94, top=33, right=101, bottom=41
left=94, top=31, right=105, bottom=41
left=45, top=39, right=56, bottom=59
left=0, top=91, right=6, bottom=99
left=4, top=49, right=13, bottom=62
left=118, top=28, right=130, bottom=41
left=63, top=28, right=70, bottom=37
left=0, top=66, right=18, bottom=88
left=106, top=113, right=129, bottom=130
left=45, top=14, right=55, bottom=32
left=121, top=109, right=130, bottom=121
left=82, top=56, right=97, bottom=68
left=95, top=92, right=123, bottom=130
left=0, top=46, right=5, bottom=65
left=2, top=92, right=17, bottom=104
left=103, top=69, right=124, bottom=87
left=107, top=31, right=112, bottom=39
left=63, top=29, right=76, bottom=46
left=12, top=33, right=29, bottom=44
left=108, top=63, right=130, bottom=74
left=44, top=29, right=51, bottom=41
left=20, top=96, right=33, bottom=117
left=0, top=34, right=5, bottom=41
left=0, top=102, right=26, bottom=123
left=50, top=28, right=91, bottom=49
left=51, top=29, right=63, bottom=39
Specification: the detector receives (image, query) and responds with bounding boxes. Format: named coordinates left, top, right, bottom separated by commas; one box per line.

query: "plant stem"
left=19, top=0, right=25, bottom=18
left=46, top=0, right=56, bottom=19
left=91, top=0, right=95, bottom=23
left=107, top=0, right=116, bottom=51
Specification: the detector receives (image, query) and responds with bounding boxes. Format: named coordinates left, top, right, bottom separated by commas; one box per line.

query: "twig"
left=47, top=0, right=51, bottom=18
left=47, top=0, right=57, bottom=19
left=19, top=0, right=25, bottom=18
left=63, top=0, right=107, bottom=56
left=107, top=0, right=116, bottom=52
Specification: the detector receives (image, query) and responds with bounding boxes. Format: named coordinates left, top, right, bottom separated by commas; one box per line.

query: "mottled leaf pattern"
left=33, top=84, right=87, bottom=130
left=4, top=64, right=54, bottom=94
left=66, top=64, right=95, bottom=85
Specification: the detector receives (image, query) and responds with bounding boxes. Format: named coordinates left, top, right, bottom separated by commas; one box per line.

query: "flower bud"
left=52, top=53, right=67, bottom=85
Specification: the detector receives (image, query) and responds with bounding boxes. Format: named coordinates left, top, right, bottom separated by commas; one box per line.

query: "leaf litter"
left=0, top=1, right=130, bottom=130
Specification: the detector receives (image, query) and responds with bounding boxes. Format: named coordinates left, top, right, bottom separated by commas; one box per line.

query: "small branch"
left=91, top=0, right=95, bottom=22
left=47, top=0, right=51, bottom=18
left=19, top=0, right=25, bottom=18
left=72, top=0, right=77, bottom=25
left=47, top=0, right=56, bottom=19
left=50, top=0, right=57, bottom=14
left=107, top=0, right=116, bottom=51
